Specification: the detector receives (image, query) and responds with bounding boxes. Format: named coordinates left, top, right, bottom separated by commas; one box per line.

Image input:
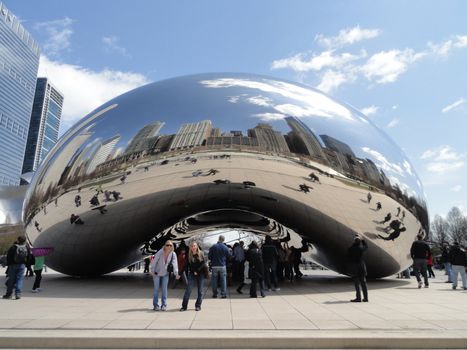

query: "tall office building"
left=248, top=123, right=289, bottom=153
left=320, top=134, right=356, bottom=158
left=86, top=135, right=121, bottom=174
left=125, top=121, right=164, bottom=154
left=0, top=2, right=40, bottom=185
left=170, top=120, right=212, bottom=150
left=285, top=117, right=326, bottom=159
left=22, top=78, right=64, bottom=174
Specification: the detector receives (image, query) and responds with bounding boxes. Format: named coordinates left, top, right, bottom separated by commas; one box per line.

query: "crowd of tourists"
left=1, top=233, right=466, bottom=308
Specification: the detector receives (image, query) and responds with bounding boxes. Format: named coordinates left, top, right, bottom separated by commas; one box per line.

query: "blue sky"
left=8, top=0, right=467, bottom=217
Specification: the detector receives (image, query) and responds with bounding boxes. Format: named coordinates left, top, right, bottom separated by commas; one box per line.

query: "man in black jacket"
left=449, top=242, right=467, bottom=290
left=3, top=236, right=30, bottom=300
left=262, top=235, right=279, bottom=291
left=347, top=235, right=368, bottom=302
left=410, top=234, right=430, bottom=288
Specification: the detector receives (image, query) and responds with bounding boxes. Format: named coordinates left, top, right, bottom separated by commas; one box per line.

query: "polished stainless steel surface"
left=23, top=73, right=428, bottom=277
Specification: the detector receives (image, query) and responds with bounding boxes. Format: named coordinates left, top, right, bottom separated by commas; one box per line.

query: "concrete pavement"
left=0, top=268, right=466, bottom=348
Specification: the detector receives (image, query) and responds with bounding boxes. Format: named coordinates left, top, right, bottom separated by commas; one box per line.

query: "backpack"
left=166, top=253, right=174, bottom=274
left=14, top=244, right=28, bottom=264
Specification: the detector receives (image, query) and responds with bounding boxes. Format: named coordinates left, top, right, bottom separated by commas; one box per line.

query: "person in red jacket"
left=427, top=251, right=435, bottom=278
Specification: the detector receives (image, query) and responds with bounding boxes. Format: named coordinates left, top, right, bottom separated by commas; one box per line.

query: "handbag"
left=167, top=253, right=174, bottom=274
left=202, top=261, right=210, bottom=279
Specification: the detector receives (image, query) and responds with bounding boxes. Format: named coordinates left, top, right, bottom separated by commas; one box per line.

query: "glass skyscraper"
left=22, top=78, right=64, bottom=174
left=0, top=2, right=40, bottom=185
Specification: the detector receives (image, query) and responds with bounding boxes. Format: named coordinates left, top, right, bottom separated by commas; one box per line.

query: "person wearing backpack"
left=151, top=240, right=179, bottom=311
left=3, top=236, right=30, bottom=300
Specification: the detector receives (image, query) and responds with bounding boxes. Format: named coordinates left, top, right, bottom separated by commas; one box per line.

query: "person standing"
left=180, top=242, right=207, bottom=311
left=449, top=242, right=467, bottom=290
left=232, top=241, right=245, bottom=282
left=262, top=235, right=279, bottom=291
left=347, top=235, right=368, bottom=302
left=151, top=240, right=179, bottom=311
left=441, top=243, right=452, bottom=283
left=410, top=234, right=430, bottom=288
left=247, top=241, right=266, bottom=298
left=3, top=236, right=30, bottom=300
left=31, top=255, right=45, bottom=292
left=208, top=235, right=231, bottom=298
left=367, top=192, right=372, bottom=204
left=427, top=251, right=435, bottom=278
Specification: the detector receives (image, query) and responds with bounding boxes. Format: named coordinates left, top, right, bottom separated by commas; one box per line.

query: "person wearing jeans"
left=151, top=240, right=179, bottom=311
left=208, top=235, right=231, bottom=298
left=449, top=242, right=467, bottom=290
left=3, top=236, right=29, bottom=300
left=181, top=242, right=207, bottom=311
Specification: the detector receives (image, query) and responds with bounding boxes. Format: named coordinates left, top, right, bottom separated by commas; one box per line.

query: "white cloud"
left=38, top=55, right=150, bottom=133
left=200, top=78, right=355, bottom=121
left=387, top=118, right=399, bottom=128
left=361, top=147, right=404, bottom=176
left=360, top=105, right=379, bottom=116
left=451, top=185, right=462, bottom=192
left=429, top=35, right=467, bottom=57
left=228, top=96, right=240, bottom=103
left=441, top=98, right=466, bottom=113
left=392, top=105, right=398, bottom=110
left=360, top=49, right=426, bottom=84
left=246, top=95, right=273, bottom=107
left=272, top=28, right=467, bottom=93
left=317, top=69, right=354, bottom=93
left=421, top=145, right=465, bottom=174
left=34, top=18, right=73, bottom=57
left=315, top=25, right=381, bottom=49
left=271, top=50, right=366, bottom=72
left=252, top=113, right=286, bottom=121
left=102, top=36, right=130, bottom=57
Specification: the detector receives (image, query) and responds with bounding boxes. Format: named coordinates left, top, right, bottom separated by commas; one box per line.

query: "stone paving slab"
left=0, top=268, right=466, bottom=348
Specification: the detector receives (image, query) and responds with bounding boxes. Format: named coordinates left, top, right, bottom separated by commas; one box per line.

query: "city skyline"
left=4, top=1, right=467, bottom=217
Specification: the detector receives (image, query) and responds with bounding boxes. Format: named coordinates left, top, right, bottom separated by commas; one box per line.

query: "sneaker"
left=273, top=288, right=280, bottom=291
left=236, top=288, right=243, bottom=294
left=362, top=299, right=369, bottom=302
left=31, top=289, right=38, bottom=293
left=350, top=298, right=361, bottom=302
left=418, top=281, right=422, bottom=288
left=2, top=295, right=12, bottom=299
left=195, top=306, right=201, bottom=311
left=37, top=288, right=42, bottom=292
left=221, top=295, right=227, bottom=299
left=153, top=305, right=160, bottom=311
left=452, top=285, right=457, bottom=290
left=179, top=307, right=187, bottom=312
left=15, top=295, right=21, bottom=300
left=161, top=305, right=167, bottom=311
left=424, top=284, right=429, bottom=288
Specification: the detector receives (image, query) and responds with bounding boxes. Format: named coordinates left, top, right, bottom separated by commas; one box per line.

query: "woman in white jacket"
left=152, top=240, right=179, bottom=311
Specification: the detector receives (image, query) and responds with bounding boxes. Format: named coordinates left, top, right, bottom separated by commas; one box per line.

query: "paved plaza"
left=0, top=267, right=466, bottom=348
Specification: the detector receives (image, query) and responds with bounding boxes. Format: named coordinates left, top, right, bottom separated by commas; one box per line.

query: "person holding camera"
left=347, top=235, right=368, bottom=302
left=151, top=240, right=179, bottom=311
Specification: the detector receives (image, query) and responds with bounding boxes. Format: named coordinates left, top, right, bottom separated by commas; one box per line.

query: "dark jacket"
left=441, top=247, right=450, bottom=263
left=449, top=245, right=466, bottom=266
left=347, top=240, right=367, bottom=276
left=184, top=254, right=207, bottom=276
left=261, top=244, right=278, bottom=264
left=6, top=243, right=30, bottom=266
left=410, top=240, right=430, bottom=259
left=208, top=242, right=231, bottom=267
left=247, top=247, right=264, bottom=278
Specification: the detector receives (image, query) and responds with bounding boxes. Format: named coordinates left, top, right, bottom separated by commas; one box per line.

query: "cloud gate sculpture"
left=23, top=73, right=428, bottom=278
